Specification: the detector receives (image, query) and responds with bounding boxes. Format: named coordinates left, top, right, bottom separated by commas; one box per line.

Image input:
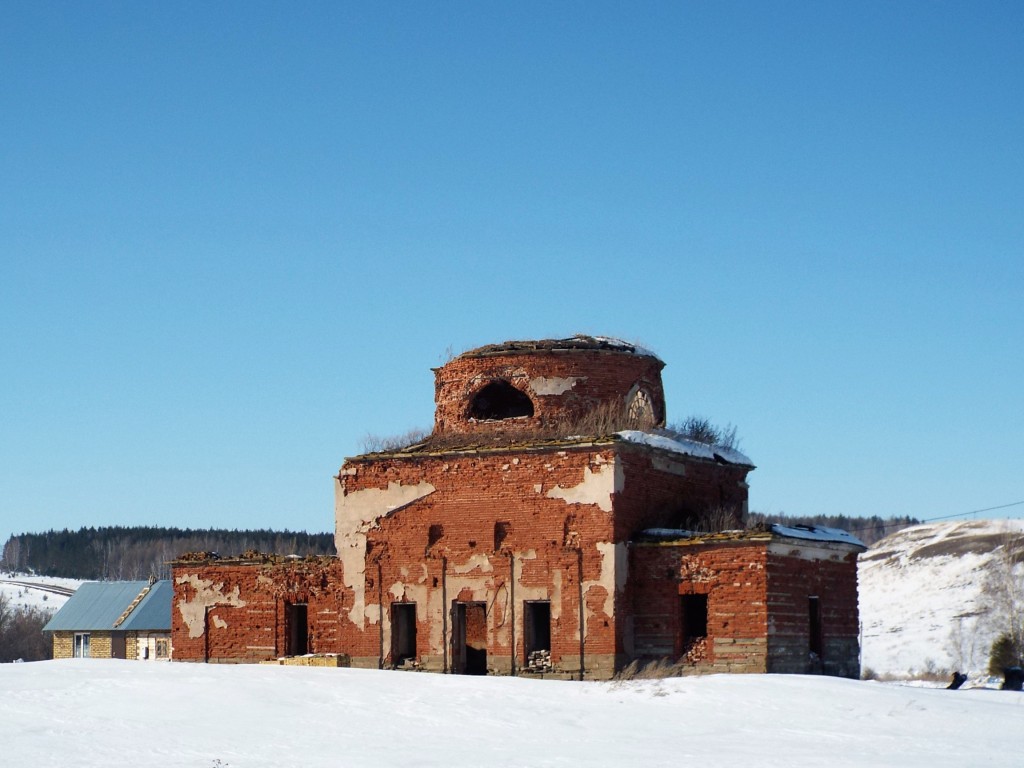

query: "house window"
left=73, top=632, right=90, bottom=658
left=155, top=638, right=170, bottom=659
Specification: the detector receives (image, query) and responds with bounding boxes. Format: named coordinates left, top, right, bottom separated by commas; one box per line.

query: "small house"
left=44, top=580, right=172, bottom=660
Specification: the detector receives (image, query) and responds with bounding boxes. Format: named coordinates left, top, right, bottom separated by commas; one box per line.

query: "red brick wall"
left=338, top=446, right=620, bottom=675
left=765, top=545, right=861, bottom=677
left=433, top=350, right=665, bottom=435
left=171, top=559, right=349, bottom=663
left=614, top=446, right=750, bottom=540
left=631, top=542, right=770, bottom=673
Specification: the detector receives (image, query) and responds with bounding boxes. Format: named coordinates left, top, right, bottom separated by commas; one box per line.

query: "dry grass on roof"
left=356, top=401, right=643, bottom=458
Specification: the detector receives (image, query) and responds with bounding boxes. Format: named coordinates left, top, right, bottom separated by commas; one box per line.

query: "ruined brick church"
left=171, top=336, right=864, bottom=678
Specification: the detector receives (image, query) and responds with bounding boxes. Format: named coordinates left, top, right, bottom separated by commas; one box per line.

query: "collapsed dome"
left=433, top=335, right=666, bottom=436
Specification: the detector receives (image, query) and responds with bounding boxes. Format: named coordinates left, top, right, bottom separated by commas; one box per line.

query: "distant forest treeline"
left=747, top=512, right=921, bottom=547
left=1, top=526, right=335, bottom=580
left=1, top=514, right=919, bottom=581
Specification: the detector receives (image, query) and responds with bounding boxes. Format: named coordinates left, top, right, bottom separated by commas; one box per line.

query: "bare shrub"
left=978, top=527, right=1024, bottom=670
left=664, top=417, right=740, bottom=450
left=360, top=428, right=431, bottom=454
left=612, top=657, right=687, bottom=681
left=0, top=593, right=53, bottom=662
left=554, top=400, right=634, bottom=437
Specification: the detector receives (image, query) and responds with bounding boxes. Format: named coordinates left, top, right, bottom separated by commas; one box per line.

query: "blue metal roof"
left=43, top=580, right=171, bottom=632
left=119, top=580, right=172, bottom=631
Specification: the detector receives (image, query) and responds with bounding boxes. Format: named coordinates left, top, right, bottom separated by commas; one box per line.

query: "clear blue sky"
left=2, top=2, right=1021, bottom=546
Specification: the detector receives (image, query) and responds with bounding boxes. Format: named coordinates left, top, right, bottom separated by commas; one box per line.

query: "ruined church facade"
left=171, top=336, right=863, bottom=678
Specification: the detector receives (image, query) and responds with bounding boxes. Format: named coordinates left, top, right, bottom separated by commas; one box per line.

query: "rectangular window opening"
left=808, top=596, right=823, bottom=657
left=428, top=524, right=444, bottom=548
left=391, top=603, right=417, bottom=665
left=680, top=594, right=708, bottom=647
left=155, top=638, right=170, bottom=659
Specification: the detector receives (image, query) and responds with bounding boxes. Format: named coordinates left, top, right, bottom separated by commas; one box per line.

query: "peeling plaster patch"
left=581, top=540, right=626, bottom=643
left=512, top=458, right=520, bottom=465
left=530, top=376, right=584, bottom=395
left=212, top=615, right=227, bottom=630
left=334, top=478, right=436, bottom=627
left=533, top=484, right=543, bottom=493
left=652, top=455, right=687, bottom=477
left=580, top=541, right=626, bottom=641
left=175, top=574, right=247, bottom=639
left=453, top=553, right=494, bottom=575
left=546, top=459, right=620, bottom=513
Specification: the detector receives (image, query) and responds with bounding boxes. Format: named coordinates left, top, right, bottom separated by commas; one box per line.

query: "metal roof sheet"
left=43, top=581, right=171, bottom=632
left=119, top=580, right=172, bottom=631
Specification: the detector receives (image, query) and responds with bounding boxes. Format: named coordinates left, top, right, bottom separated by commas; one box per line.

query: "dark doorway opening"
left=452, top=601, right=487, bottom=675
left=524, top=601, right=551, bottom=656
left=469, top=381, right=534, bottom=421
left=680, top=594, right=708, bottom=650
left=808, top=596, right=823, bottom=658
left=524, top=601, right=552, bottom=672
left=285, top=602, right=309, bottom=656
left=392, top=602, right=417, bottom=665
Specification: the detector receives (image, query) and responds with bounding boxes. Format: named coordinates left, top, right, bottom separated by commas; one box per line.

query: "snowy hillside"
left=0, top=572, right=80, bottom=613
left=859, top=519, right=1024, bottom=677
left=2, top=660, right=1021, bottom=767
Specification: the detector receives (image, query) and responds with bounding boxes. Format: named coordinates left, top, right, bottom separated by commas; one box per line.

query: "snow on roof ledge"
left=637, top=525, right=866, bottom=549
left=615, top=430, right=754, bottom=467
left=770, top=524, right=867, bottom=549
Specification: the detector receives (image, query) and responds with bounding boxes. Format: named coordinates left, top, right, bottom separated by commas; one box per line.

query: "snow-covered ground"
left=2, top=660, right=1021, bottom=767
left=858, top=519, right=1024, bottom=678
left=0, top=572, right=81, bottom=613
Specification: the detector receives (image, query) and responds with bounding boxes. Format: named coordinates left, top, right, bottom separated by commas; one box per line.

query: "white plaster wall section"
left=579, top=541, right=627, bottom=641
left=211, top=615, right=228, bottom=630
left=452, top=553, right=494, bottom=575
left=546, top=458, right=621, bottom=513
left=767, top=541, right=849, bottom=562
left=529, top=376, right=585, bottom=396
left=175, top=574, right=247, bottom=639
left=334, top=477, right=436, bottom=627
left=652, top=455, right=687, bottom=477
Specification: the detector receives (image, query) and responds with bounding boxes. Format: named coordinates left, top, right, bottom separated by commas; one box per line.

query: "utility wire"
left=843, top=499, right=1024, bottom=535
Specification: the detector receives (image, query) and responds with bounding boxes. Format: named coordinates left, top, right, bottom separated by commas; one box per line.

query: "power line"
left=844, top=499, right=1024, bottom=535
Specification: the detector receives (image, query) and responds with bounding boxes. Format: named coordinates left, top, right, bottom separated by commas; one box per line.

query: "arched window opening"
left=627, top=388, right=656, bottom=428
left=469, top=381, right=534, bottom=421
